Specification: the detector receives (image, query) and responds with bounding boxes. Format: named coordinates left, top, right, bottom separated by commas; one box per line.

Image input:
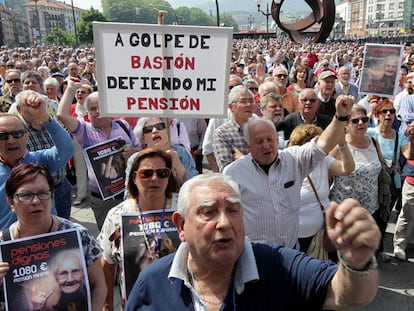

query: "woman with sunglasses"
left=329, top=104, right=385, bottom=261
left=0, top=163, right=106, bottom=310
left=98, top=148, right=179, bottom=310
left=367, top=99, right=414, bottom=261
left=128, top=117, right=198, bottom=187
left=69, top=84, right=94, bottom=206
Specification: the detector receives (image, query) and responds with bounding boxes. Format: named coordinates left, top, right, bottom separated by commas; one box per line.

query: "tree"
left=77, top=8, right=108, bottom=45
left=44, top=28, right=75, bottom=46
left=219, top=13, right=239, bottom=32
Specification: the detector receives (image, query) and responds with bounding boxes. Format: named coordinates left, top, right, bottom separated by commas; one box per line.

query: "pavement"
left=70, top=190, right=414, bottom=311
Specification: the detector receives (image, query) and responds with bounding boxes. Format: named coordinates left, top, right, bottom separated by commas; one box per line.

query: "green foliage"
left=219, top=13, right=239, bottom=32
left=44, top=28, right=75, bottom=46
left=77, top=8, right=108, bottom=45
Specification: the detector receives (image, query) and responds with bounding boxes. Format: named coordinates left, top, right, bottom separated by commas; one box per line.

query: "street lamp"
left=248, top=14, right=255, bottom=31
left=256, top=0, right=279, bottom=49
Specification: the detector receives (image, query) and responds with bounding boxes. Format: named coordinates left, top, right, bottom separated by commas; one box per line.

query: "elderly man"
left=213, top=85, right=254, bottom=172
left=0, top=93, right=74, bottom=229
left=0, top=69, right=22, bottom=112
left=57, top=78, right=140, bottom=229
left=335, top=66, right=359, bottom=100
left=316, top=70, right=337, bottom=118
left=126, top=173, right=380, bottom=311
left=202, top=74, right=243, bottom=172
left=272, top=66, right=299, bottom=114
left=284, top=88, right=332, bottom=140
left=223, top=95, right=354, bottom=248
left=259, top=92, right=288, bottom=149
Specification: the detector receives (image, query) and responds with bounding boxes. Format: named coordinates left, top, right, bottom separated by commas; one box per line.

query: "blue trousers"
left=53, top=177, right=72, bottom=219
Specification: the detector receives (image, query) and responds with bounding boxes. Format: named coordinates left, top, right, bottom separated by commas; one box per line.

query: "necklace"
left=16, top=216, right=54, bottom=238
left=187, top=265, right=224, bottom=307
left=136, top=198, right=167, bottom=260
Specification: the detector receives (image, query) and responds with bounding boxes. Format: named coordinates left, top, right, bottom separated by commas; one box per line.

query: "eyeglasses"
left=380, top=108, right=396, bottom=114
left=6, top=78, right=20, bottom=84
left=300, top=98, right=317, bottom=103
left=142, top=122, right=166, bottom=134
left=349, top=116, right=369, bottom=124
left=6, top=65, right=14, bottom=68
left=0, top=129, right=27, bottom=141
left=13, top=190, right=52, bottom=204
left=248, top=87, right=258, bottom=92
left=275, top=74, right=288, bottom=79
left=77, top=90, right=87, bottom=95
left=136, top=168, right=171, bottom=179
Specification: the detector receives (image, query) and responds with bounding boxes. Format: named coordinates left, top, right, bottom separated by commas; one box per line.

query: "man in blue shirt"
left=0, top=91, right=74, bottom=229
left=126, top=174, right=380, bottom=311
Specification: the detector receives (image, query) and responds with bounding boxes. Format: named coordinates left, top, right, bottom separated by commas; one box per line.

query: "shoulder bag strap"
left=371, top=137, right=384, bottom=163
left=307, top=175, right=324, bottom=213
left=115, top=119, right=131, bottom=139
left=392, top=131, right=399, bottom=166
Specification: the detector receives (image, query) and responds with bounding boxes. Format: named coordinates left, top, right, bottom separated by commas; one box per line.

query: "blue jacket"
left=126, top=243, right=337, bottom=311
left=0, top=118, right=74, bottom=229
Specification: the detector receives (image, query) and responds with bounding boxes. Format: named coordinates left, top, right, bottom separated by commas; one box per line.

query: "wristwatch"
left=335, top=114, right=351, bottom=122
left=337, top=251, right=378, bottom=275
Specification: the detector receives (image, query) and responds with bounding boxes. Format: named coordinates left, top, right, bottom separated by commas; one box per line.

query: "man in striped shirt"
left=224, top=95, right=355, bottom=248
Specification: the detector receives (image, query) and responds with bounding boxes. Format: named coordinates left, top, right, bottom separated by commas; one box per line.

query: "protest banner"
left=121, top=202, right=180, bottom=298
left=92, top=22, right=233, bottom=118
left=359, top=43, right=404, bottom=97
left=84, top=137, right=126, bottom=200
left=0, top=229, right=91, bottom=311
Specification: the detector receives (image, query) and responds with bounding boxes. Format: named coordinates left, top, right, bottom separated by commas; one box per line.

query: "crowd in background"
left=0, top=36, right=412, bottom=309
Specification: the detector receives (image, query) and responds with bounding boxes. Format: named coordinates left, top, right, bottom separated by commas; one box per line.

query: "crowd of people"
left=0, top=36, right=410, bottom=310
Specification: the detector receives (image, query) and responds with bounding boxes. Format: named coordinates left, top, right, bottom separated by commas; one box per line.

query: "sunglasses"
left=300, top=98, right=317, bottom=103
left=142, top=122, right=166, bottom=134
left=77, top=90, right=87, bottom=95
left=0, top=129, right=27, bottom=141
left=380, top=108, right=396, bottom=115
left=6, top=78, right=20, bottom=84
left=275, top=74, right=288, bottom=78
left=349, top=117, right=369, bottom=124
left=136, top=168, right=171, bottom=179
left=248, top=87, right=258, bottom=92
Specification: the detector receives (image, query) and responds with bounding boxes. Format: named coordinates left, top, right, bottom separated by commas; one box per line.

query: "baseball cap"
left=318, top=70, right=337, bottom=81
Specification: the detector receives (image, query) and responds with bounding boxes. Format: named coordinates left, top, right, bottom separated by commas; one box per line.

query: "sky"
left=72, top=0, right=102, bottom=11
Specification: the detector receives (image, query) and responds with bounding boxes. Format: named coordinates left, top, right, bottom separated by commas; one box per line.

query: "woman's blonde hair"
left=289, top=124, right=323, bottom=146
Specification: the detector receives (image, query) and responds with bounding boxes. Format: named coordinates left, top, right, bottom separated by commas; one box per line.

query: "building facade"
left=338, top=0, right=412, bottom=37
left=24, top=0, right=83, bottom=45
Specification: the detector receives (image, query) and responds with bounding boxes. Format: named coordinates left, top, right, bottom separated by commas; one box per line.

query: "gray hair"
left=15, top=89, right=47, bottom=107
left=351, top=104, right=367, bottom=115
left=243, top=117, right=277, bottom=144
left=228, top=85, right=253, bottom=105
left=177, top=173, right=241, bottom=219
left=133, top=116, right=166, bottom=144
left=84, top=91, right=99, bottom=110
left=44, top=77, right=59, bottom=88
left=21, top=70, right=44, bottom=92
left=259, top=92, right=282, bottom=109
left=258, top=80, right=277, bottom=97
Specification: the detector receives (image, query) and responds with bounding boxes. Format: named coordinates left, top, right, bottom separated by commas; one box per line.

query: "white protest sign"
left=92, top=22, right=233, bottom=118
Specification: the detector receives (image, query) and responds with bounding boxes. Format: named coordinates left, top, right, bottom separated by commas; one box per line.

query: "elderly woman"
left=98, top=148, right=179, bottom=310
left=0, top=163, right=106, bottom=311
left=126, top=117, right=198, bottom=188
left=289, top=124, right=354, bottom=253
left=330, top=104, right=385, bottom=260
left=367, top=99, right=414, bottom=261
